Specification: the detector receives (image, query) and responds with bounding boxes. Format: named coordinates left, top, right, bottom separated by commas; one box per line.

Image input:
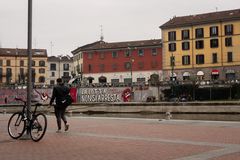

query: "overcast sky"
left=0, top=0, right=239, bottom=56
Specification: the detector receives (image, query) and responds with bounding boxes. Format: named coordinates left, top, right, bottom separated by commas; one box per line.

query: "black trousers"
left=54, top=106, right=67, bottom=130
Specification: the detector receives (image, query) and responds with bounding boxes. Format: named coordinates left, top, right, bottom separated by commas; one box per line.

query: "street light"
left=127, top=46, right=135, bottom=101
left=170, top=52, right=175, bottom=96
left=130, top=58, right=134, bottom=86
left=58, top=55, right=63, bottom=78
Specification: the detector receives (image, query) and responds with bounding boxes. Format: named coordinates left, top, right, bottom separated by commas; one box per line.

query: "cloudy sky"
left=0, top=0, right=239, bottom=56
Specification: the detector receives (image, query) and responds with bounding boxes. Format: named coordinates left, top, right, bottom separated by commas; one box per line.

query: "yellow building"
left=160, top=9, right=240, bottom=81
left=0, top=48, right=48, bottom=86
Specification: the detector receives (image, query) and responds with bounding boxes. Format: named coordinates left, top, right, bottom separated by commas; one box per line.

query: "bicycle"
left=7, top=97, right=47, bottom=142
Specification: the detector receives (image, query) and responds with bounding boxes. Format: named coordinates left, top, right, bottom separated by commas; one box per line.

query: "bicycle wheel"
left=30, top=113, right=47, bottom=142
left=8, top=112, right=26, bottom=139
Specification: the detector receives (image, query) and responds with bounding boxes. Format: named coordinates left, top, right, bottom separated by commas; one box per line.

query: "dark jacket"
left=50, top=84, right=70, bottom=106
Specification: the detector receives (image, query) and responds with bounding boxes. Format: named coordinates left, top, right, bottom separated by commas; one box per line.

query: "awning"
left=211, top=69, right=219, bottom=75
left=226, top=70, right=235, bottom=74
left=197, top=71, right=204, bottom=76
left=183, top=72, right=190, bottom=77
left=87, top=76, right=94, bottom=80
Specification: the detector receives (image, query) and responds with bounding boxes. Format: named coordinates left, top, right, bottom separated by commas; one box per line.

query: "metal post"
left=130, top=57, right=134, bottom=101
left=59, top=55, right=62, bottom=78
left=22, top=0, right=32, bottom=139
left=27, top=0, right=32, bottom=119
left=171, top=53, right=175, bottom=96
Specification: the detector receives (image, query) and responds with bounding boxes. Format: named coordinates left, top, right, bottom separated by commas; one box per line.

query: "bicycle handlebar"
left=14, top=97, right=26, bottom=103
left=15, top=97, right=43, bottom=106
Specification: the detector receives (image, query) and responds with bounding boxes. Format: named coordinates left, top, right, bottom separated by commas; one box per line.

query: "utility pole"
left=22, top=0, right=32, bottom=139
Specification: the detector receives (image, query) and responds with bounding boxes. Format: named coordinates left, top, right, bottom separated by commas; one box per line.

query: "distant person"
left=4, top=97, right=8, bottom=104
left=50, top=78, right=70, bottom=133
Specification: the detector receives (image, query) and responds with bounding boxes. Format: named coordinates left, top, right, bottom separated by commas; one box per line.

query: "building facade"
left=160, top=9, right=240, bottom=82
left=47, top=55, right=73, bottom=85
left=72, top=39, right=162, bottom=85
left=0, top=48, right=48, bottom=86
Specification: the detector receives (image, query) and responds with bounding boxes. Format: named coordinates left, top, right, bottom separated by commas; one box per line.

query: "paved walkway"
left=0, top=114, right=240, bottom=160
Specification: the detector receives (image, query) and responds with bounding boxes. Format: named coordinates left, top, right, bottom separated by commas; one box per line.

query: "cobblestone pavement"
left=0, top=114, right=240, bottom=160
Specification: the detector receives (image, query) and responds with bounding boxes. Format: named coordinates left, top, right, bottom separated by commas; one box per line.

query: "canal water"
left=69, top=113, right=240, bottom=121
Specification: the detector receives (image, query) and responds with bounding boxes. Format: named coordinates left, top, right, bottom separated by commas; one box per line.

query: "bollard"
left=68, top=111, right=73, bottom=117
left=165, top=111, right=172, bottom=120
left=3, top=109, right=7, bottom=115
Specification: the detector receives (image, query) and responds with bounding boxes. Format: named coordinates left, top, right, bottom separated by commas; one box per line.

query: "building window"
left=50, top=63, right=56, bottom=70
left=39, top=61, right=45, bottom=67
left=151, top=48, right=157, bottom=56
left=168, top=31, right=176, bottom=41
left=124, top=62, right=131, bottom=70
left=99, top=52, right=105, bottom=59
left=111, top=79, right=119, bottom=85
left=195, top=28, right=204, bottom=38
left=182, top=42, right=190, bottom=50
left=87, top=52, right=93, bottom=59
left=6, top=68, right=12, bottom=83
left=88, top=64, right=92, bottom=72
left=63, top=64, right=69, bottom=71
left=182, top=30, right=189, bottom=40
left=227, top=52, right=233, bottom=62
left=99, top=64, right=105, bottom=72
left=169, top=43, right=176, bottom=51
left=112, top=51, right=118, bottom=58
left=138, top=62, right=144, bottom=69
left=0, top=60, right=2, bottom=66
left=125, top=50, right=131, bottom=57
left=170, top=56, right=175, bottom=67
left=39, top=68, right=45, bottom=74
left=225, top=37, right=232, bottom=47
left=196, top=55, right=204, bottom=64
left=63, top=72, right=69, bottom=77
left=112, top=64, right=118, bottom=71
left=210, top=26, right=218, bottom=37
left=50, top=80, right=55, bottom=85
left=210, top=39, right=219, bottom=48
left=182, top=55, right=190, bottom=65
left=0, top=68, right=2, bottom=83
left=20, top=60, right=24, bottom=66
left=6, top=60, right=11, bottom=66
left=212, top=53, right=218, bottom=63
left=19, top=68, right=25, bottom=83
left=32, top=60, right=35, bottom=66
left=39, top=76, right=45, bottom=83
left=196, top=40, right=204, bottom=49
left=51, top=72, right=55, bottom=77
left=225, top=24, right=233, bottom=35
left=138, top=49, right=144, bottom=56
left=151, top=61, right=158, bottom=68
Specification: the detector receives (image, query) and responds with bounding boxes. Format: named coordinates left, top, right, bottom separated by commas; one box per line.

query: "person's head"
left=56, top=78, right=63, bottom=85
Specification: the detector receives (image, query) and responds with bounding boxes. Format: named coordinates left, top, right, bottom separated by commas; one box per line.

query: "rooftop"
left=160, top=8, right=240, bottom=29
left=0, top=48, right=47, bottom=57
left=72, top=39, right=162, bottom=55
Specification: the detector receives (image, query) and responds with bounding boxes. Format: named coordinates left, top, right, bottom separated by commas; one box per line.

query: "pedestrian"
left=49, top=78, right=70, bottom=133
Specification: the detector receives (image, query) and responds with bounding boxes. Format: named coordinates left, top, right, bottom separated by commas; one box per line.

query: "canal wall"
left=1, top=101, right=240, bottom=114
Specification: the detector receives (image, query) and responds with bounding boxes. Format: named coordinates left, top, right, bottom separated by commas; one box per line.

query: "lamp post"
left=58, top=55, right=62, bottom=78
left=130, top=58, right=134, bottom=86
left=170, top=52, right=175, bottom=96
left=22, top=0, right=32, bottom=139
left=127, top=46, right=135, bottom=101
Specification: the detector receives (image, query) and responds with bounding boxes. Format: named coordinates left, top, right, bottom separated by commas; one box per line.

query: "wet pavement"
left=0, top=114, right=240, bottom=160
